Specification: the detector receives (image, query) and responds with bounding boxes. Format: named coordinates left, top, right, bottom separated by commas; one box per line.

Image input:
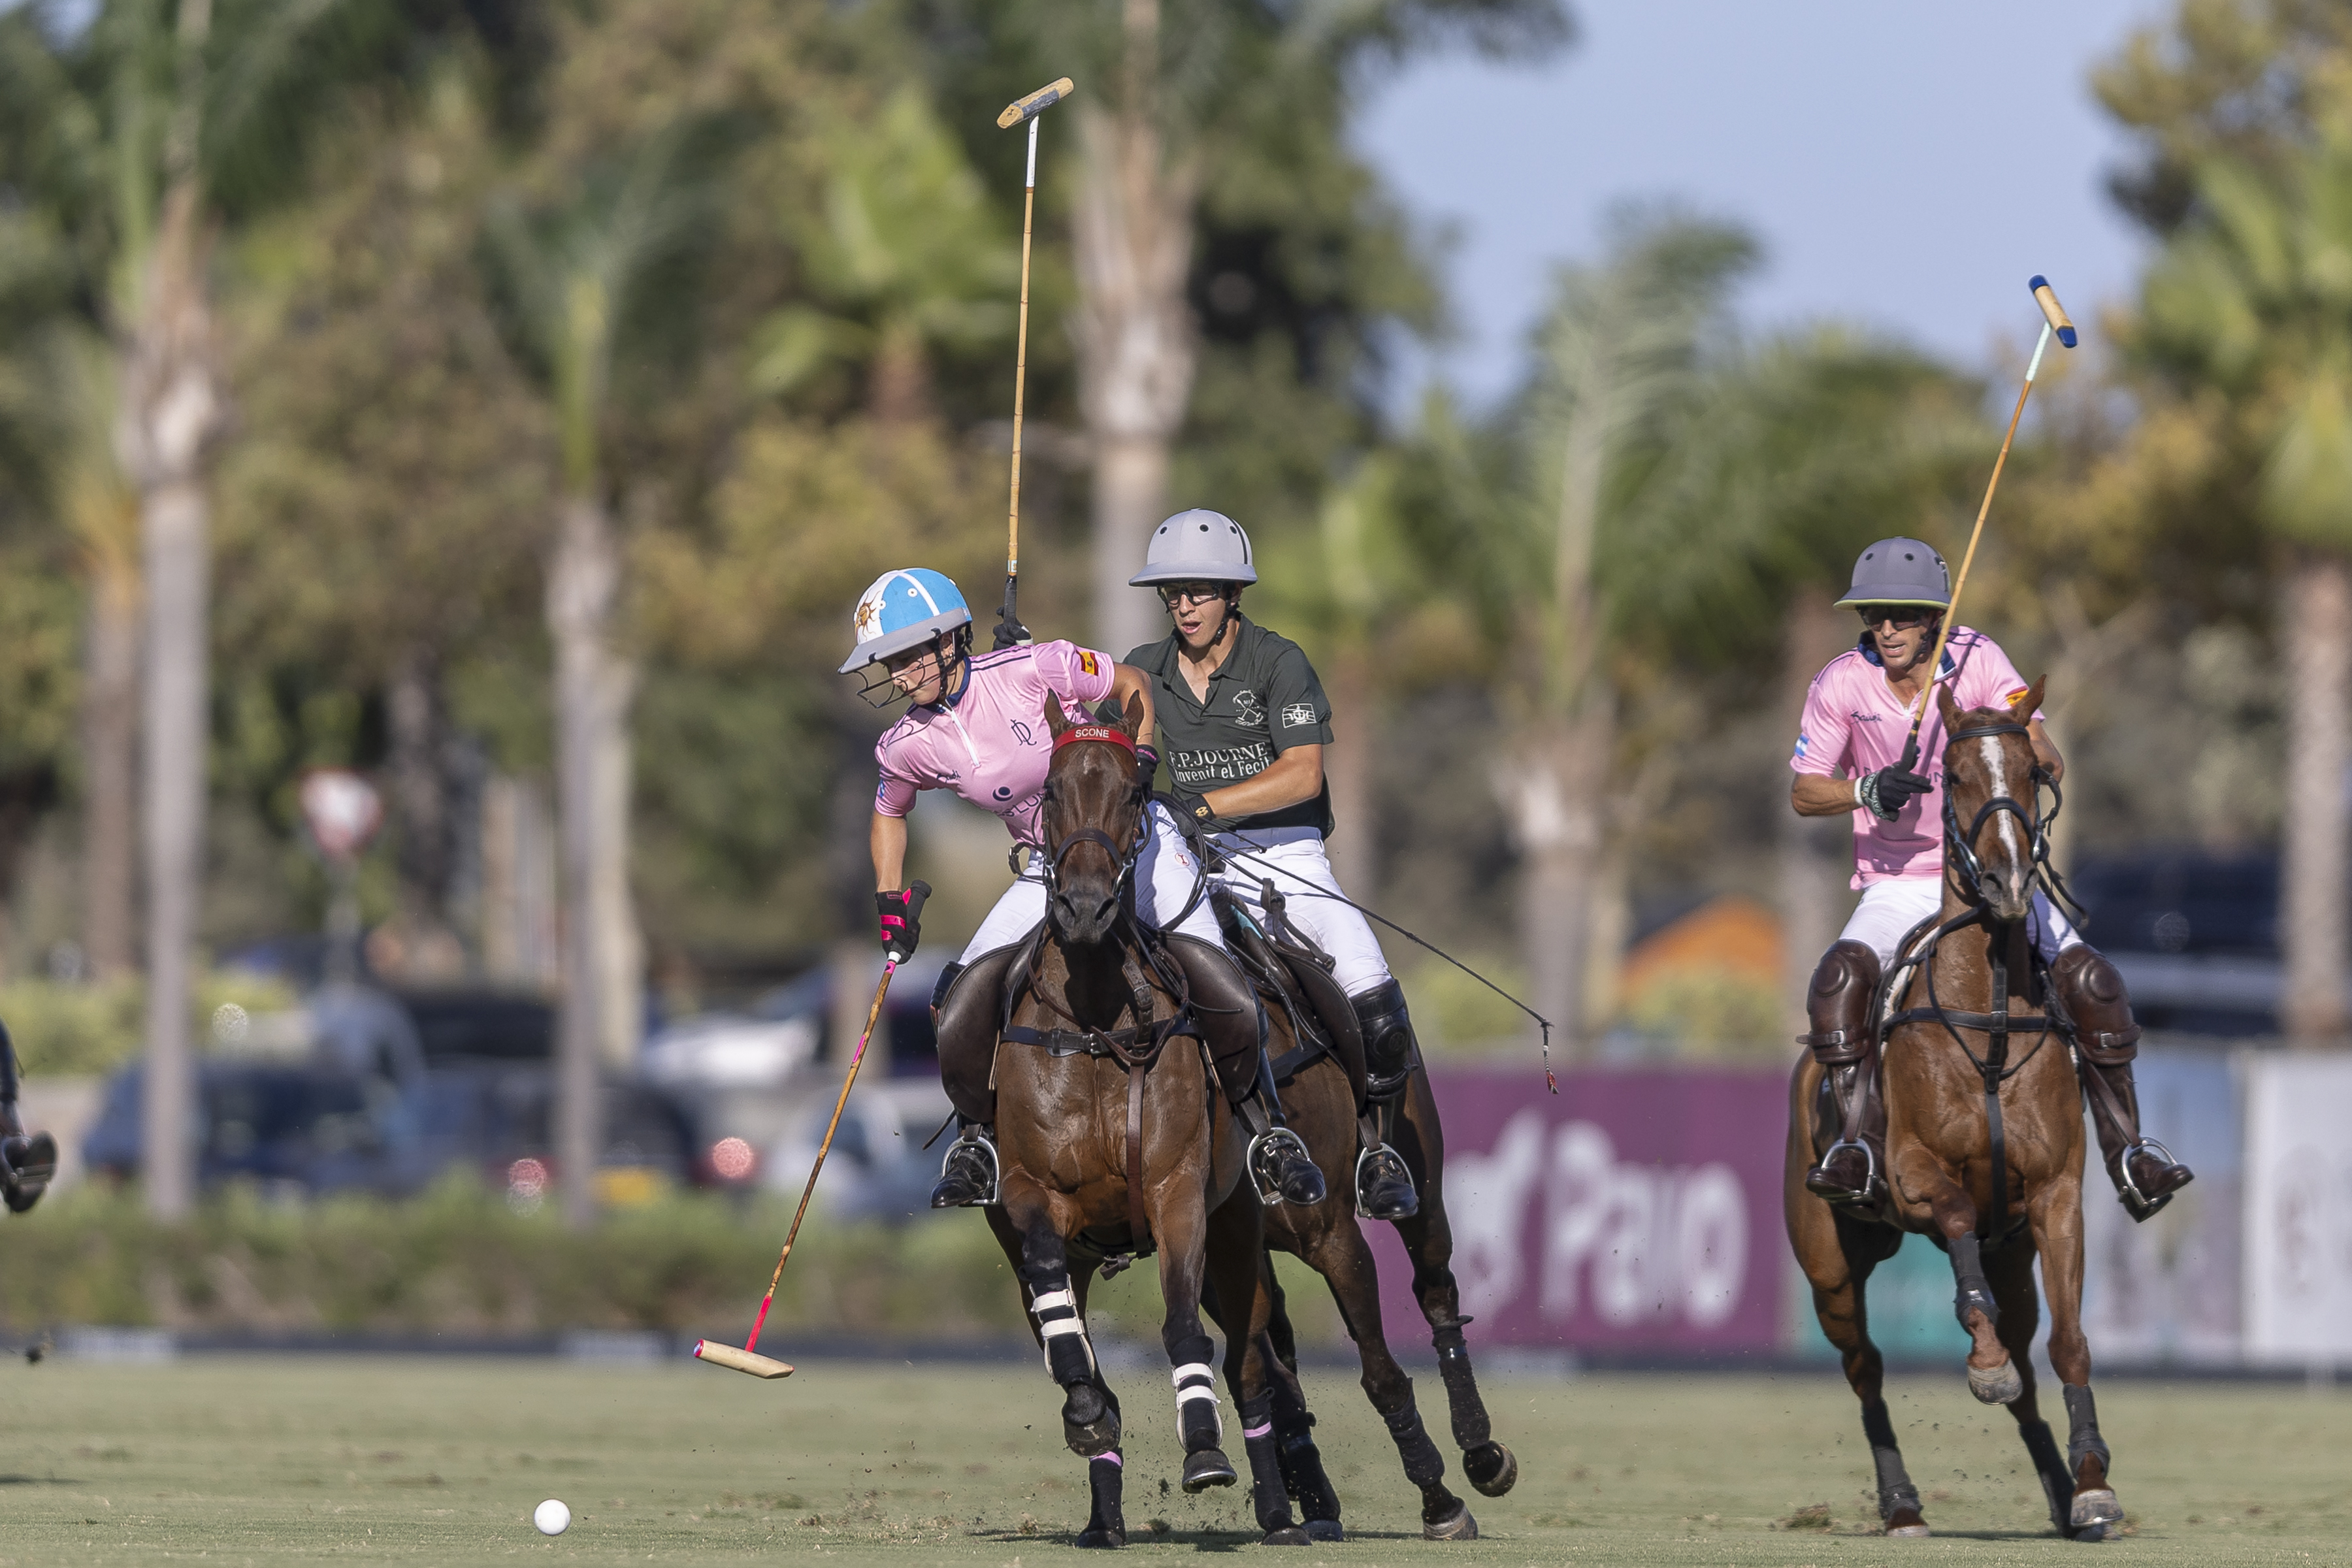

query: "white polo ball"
left=533, top=1498, right=570, bottom=1536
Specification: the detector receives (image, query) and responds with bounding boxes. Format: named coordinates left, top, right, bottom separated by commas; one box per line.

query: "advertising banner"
left=2242, top=1054, right=2352, bottom=1364
left=1365, top=1067, right=1789, bottom=1353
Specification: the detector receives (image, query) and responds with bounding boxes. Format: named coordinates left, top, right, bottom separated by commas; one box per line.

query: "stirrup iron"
left=1353, top=1143, right=1419, bottom=1220
left=2115, top=1136, right=2183, bottom=1221
left=1247, top=1128, right=1317, bottom=1206
left=932, top=1130, right=1000, bottom=1208
left=1806, top=1137, right=1882, bottom=1207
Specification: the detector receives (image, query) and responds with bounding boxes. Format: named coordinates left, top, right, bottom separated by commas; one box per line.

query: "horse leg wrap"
left=1172, top=1337, right=1222, bottom=1451
left=2062, top=1384, right=2110, bottom=1478
left=1860, top=1400, right=1922, bottom=1522
left=1948, top=1235, right=1998, bottom=1331
left=1240, top=1394, right=1299, bottom=1533
left=1381, top=1395, right=1446, bottom=1487
left=1029, top=1284, right=1097, bottom=1386
left=1431, top=1321, right=1494, bottom=1450
left=2019, top=1417, right=2076, bottom=1536
left=1081, top=1450, right=1128, bottom=1548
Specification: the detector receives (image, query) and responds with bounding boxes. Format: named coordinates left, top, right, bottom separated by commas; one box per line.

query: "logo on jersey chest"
left=1230, top=689, right=1267, bottom=729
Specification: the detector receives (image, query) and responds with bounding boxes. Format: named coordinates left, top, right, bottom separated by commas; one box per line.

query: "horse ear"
left=1120, top=690, right=1144, bottom=738
left=1935, top=683, right=1962, bottom=732
left=2011, top=676, right=2046, bottom=716
left=1045, top=691, right=1071, bottom=736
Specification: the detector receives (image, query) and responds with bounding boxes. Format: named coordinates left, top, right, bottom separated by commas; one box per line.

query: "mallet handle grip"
left=998, top=77, right=1075, bottom=129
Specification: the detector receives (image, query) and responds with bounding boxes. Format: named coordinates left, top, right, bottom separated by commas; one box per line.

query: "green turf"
left=0, top=1354, right=2344, bottom=1564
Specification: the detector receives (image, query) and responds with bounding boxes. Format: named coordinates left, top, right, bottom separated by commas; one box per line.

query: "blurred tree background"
left=0, top=0, right=2343, bottom=1171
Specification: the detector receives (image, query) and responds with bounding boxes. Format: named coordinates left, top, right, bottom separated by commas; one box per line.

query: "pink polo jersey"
left=874, top=640, right=1118, bottom=847
left=1790, top=627, right=2042, bottom=888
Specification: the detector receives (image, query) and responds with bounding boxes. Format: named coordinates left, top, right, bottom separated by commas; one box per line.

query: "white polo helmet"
left=1129, top=509, right=1258, bottom=586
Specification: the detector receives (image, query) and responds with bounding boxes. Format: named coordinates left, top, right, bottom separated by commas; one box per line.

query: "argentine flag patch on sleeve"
left=1793, top=733, right=1810, bottom=760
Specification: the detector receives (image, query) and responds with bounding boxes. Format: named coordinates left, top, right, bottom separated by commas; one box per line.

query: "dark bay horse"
left=1786, top=678, right=2124, bottom=1541
left=1200, top=884, right=1511, bottom=1543
left=977, top=693, right=1309, bottom=1548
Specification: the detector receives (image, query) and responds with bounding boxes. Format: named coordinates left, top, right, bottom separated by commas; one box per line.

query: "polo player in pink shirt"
left=1789, top=538, right=2193, bottom=1222
left=843, top=566, right=1326, bottom=1213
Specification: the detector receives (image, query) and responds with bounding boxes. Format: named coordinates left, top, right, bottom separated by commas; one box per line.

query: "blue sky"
left=1354, top=0, right=2171, bottom=409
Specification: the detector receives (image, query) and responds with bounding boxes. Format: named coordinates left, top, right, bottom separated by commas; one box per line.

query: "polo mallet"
left=991, top=76, right=1075, bottom=652
left=1899, top=275, right=2078, bottom=759
left=693, top=881, right=930, bottom=1381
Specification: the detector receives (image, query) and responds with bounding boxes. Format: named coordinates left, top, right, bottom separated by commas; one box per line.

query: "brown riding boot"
left=2048, top=947, right=2193, bottom=1222
left=1801, top=940, right=1885, bottom=1207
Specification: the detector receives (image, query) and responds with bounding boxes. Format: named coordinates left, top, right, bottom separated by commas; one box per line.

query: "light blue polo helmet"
left=838, top=568, right=973, bottom=674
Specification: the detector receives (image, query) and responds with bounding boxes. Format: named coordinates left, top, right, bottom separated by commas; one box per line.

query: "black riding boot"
left=1237, top=1053, right=1327, bottom=1207
left=1166, top=934, right=1326, bottom=1208
left=930, top=1119, right=1000, bottom=1208
left=2049, top=947, right=2193, bottom=1222
left=1349, top=981, right=1422, bottom=1222
left=0, top=1020, right=56, bottom=1216
left=1801, top=941, right=1884, bottom=1207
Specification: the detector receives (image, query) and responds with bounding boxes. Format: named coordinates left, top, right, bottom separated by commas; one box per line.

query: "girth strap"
left=1982, top=943, right=2010, bottom=1243
left=1126, top=1056, right=1149, bottom=1251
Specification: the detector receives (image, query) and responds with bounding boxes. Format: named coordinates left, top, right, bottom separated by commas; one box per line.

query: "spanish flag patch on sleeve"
left=2006, top=685, right=2031, bottom=706
left=1079, top=650, right=1099, bottom=676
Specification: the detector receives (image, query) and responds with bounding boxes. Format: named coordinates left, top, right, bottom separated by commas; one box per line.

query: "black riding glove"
left=1856, top=740, right=1933, bottom=821
left=1166, top=787, right=1222, bottom=832
left=875, top=885, right=926, bottom=964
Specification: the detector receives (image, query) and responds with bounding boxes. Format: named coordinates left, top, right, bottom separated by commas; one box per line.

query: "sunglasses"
left=1158, top=583, right=1227, bottom=607
left=1855, top=605, right=1935, bottom=630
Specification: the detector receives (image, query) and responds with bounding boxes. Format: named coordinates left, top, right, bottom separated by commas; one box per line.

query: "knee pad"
left=2051, top=947, right=2140, bottom=1064
left=1350, top=979, right=1420, bottom=1094
left=1801, top=941, right=1880, bottom=1066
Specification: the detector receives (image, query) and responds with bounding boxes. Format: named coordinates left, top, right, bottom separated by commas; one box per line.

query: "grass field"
left=0, top=1354, right=2345, bottom=1565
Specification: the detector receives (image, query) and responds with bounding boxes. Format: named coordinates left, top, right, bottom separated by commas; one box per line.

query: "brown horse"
left=1786, top=678, right=2123, bottom=1541
left=1197, top=883, right=1505, bottom=1542
left=974, top=691, right=1310, bottom=1547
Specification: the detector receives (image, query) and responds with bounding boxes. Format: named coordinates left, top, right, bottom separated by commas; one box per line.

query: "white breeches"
left=958, top=802, right=1223, bottom=964
left=1202, top=826, right=1392, bottom=998
left=1837, top=875, right=2083, bottom=972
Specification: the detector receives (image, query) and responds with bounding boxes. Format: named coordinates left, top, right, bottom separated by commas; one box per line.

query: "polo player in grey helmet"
left=1124, top=510, right=1422, bottom=1221
left=1790, top=538, right=2193, bottom=1221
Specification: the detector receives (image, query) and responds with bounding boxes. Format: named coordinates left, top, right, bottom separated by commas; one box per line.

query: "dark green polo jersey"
left=1127, top=614, right=1336, bottom=836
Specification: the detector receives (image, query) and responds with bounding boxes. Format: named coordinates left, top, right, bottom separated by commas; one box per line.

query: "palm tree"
left=485, top=125, right=725, bottom=1226
left=1494, top=211, right=1757, bottom=1051
left=0, top=0, right=417, bottom=1216
left=2136, top=135, right=2352, bottom=1043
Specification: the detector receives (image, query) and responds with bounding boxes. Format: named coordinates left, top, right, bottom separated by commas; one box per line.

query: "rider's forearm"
left=1111, top=662, right=1154, bottom=748
left=871, top=811, right=909, bottom=891
left=1792, top=772, right=1862, bottom=819
left=1204, top=745, right=1323, bottom=818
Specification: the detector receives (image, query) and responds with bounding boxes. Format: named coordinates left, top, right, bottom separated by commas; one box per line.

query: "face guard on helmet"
left=1835, top=537, right=1950, bottom=612
left=841, top=568, right=974, bottom=708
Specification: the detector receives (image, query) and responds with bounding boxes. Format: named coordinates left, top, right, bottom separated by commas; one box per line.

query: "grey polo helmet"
left=1835, top=538, right=1950, bottom=609
left=1129, top=508, right=1258, bottom=586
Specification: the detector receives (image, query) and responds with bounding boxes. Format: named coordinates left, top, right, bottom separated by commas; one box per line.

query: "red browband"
left=1054, top=724, right=1137, bottom=755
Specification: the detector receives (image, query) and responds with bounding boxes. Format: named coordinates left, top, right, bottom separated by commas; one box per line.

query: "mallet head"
left=693, top=1339, right=794, bottom=1380
left=2028, top=275, right=2077, bottom=348
left=998, top=78, right=1075, bottom=130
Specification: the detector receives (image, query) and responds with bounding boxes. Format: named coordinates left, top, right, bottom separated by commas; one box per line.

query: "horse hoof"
left=2069, top=1488, right=2122, bottom=1531
left=1304, top=1520, right=1344, bottom=1543
left=1422, top=1503, right=1478, bottom=1541
left=1075, top=1526, right=1126, bottom=1549
left=1259, top=1526, right=1312, bottom=1546
left=1887, top=1523, right=1933, bottom=1539
left=1463, top=1441, right=1518, bottom=1497
left=1062, top=1388, right=1120, bottom=1458
left=1967, top=1358, right=2023, bottom=1405
left=1181, top=1448, right=1237, bottom=1493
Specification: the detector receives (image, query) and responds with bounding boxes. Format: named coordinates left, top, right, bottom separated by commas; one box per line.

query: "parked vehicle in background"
left=2068, top=850, right=2281, bottom=1036
left=82, top=984, right=732, bottom=1201
left=640, top=953, right=950, bottom=1218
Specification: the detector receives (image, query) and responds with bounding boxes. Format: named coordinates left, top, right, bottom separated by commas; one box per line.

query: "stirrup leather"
left=1805, top=1137, right=1882, bottom=1207
left=1246, top=1128, right=1316, bottom=1206
left=933, top=1132, right=1000, bottom=1207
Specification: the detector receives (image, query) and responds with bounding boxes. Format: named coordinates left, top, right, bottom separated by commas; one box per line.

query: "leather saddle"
left=1209, top=881, right=1368, bottom=1111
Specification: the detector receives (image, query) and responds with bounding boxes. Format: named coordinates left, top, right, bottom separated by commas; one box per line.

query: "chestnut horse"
left=1786, top=679, right=2125, bottom=1542
left=977, top=692, right=1307, bottom=1547
left=1200, top=882, right=1508, bottom=1543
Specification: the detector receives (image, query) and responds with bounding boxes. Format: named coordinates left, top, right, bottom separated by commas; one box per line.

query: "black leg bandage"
left=1860, top=1400, right=1922, bottom=1522
left=2062, top=1384, right=2110, bottom=1478
left=1949, top=1234, right=1998, bottom=1330
left=1381, top=1396, right=1446, bottom=1487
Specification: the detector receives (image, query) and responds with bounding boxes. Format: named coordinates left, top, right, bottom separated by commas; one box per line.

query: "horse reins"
left=1883, top=719, right=2074, bottom=1242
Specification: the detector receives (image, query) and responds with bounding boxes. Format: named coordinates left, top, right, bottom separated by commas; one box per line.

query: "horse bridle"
left=1939, top=720, right=2082, bottom=923
left=1036, top=732, right=1152, bottom=902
